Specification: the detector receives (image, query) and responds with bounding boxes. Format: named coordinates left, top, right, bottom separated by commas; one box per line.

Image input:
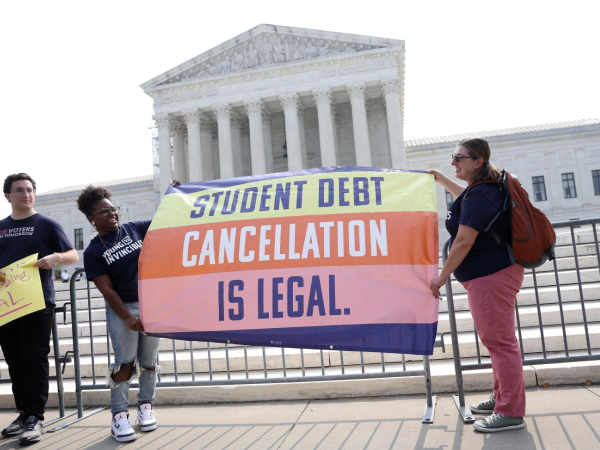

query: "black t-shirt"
left=83, top=221, right=151, bottom=304
left=446, top=182, right=512, bottom=282
left=0, top=213, right=74, bottom=306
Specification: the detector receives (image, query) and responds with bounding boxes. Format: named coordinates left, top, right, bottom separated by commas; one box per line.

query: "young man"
left=0, top=173, right=79, bottom=445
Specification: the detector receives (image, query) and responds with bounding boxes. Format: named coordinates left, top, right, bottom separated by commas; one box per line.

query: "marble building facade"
left=405, top=119, right=600, bottom=242
left=140, top=24, right=407, bottom=199
left=34, top=119, right=600, bottom=276
left=31, top=25, right=600, bottom=273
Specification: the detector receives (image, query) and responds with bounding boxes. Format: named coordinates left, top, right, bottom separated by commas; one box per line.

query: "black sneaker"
left=18, top=416, right=43, bottom=445
left=1, top=413, right=26, bottom=436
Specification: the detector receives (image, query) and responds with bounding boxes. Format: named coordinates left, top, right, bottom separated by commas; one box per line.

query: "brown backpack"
left=462, top=170, right=556, bottom=269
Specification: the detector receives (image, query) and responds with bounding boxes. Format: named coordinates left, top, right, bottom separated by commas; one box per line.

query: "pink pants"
left=462, top=263, right=526, bottom=417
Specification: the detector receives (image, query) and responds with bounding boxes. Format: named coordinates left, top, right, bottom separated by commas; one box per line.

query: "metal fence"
left=49, top=268, right=437, bottom=431
left=4, top=217, right=598, bottom=431
left=4, top=218, right=598, bottom=431
left=442, top=217, right=600, bottom=422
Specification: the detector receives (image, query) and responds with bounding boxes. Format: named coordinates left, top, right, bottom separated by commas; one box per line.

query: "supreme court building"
left=141, top=24, right=407, bottom=198
left=34, top=25, right=600, bottom=274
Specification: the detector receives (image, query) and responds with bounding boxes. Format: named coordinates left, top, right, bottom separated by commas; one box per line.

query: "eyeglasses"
left=451, top=154, right=478, bottom=163
left=11, top=188, right=35, bottom=195
left=91, top=206, right=120, bottom=216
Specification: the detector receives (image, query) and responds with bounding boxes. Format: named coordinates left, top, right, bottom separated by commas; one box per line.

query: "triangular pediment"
left=141, top=24, right=404, bottom=90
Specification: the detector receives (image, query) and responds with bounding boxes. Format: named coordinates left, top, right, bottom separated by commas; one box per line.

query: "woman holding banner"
left=428, top=138, right=525, bottom=433
left=77, top=185, right=160, bottom=443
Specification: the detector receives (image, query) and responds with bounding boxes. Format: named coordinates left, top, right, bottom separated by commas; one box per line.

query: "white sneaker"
left=111, top=412, right=137, bottom=442
left=136, top=403, right=157, bottom=432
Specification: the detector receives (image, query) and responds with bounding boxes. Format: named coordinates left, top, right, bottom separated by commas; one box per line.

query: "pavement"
left=0, top=385, right=598, bottom=449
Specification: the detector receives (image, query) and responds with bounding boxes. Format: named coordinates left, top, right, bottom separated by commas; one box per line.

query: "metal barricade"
left=442, top=217, right=600, bottom=422
left=51, top=267, right=437, bottom=431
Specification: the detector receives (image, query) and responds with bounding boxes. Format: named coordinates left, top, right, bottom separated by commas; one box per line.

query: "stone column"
left=211, top=122, right=220, bottom=179
left=212, top=104, right=234, bottom=179
left=298, top=105, right=308, bottom=168
left=241, top=120, right=251, bottom=176
left=230, top=113, right=244, bottom=177
left=153, top=113, right=173, bottom=198
left=313, top=88, right=337, bottom=166
left=347, top=83, right=372, bottom=167
left=262, top=111, right=274, bottom=173
left=244, top=99, right=268, bottom=175
left=199, top=115, right=215, bottom=180
left=332, top=104, right=342, bottom=164
left=381, top=77, right=406, bottom=169
left=279, top=93, right=303, bottom=171
left=183, top=129, right=189, bottom=179
left=183, top=109, right=203, bottom=182
left=170, top=120, right=187, bottom=183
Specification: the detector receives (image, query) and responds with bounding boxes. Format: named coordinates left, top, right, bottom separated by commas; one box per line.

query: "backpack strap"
left=460, top=170, right=516, bottom=265
left=459, top=180, right=501, bottom=209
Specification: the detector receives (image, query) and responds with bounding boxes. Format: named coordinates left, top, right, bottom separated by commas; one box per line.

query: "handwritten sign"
left=139, top=167, right=439, bottom=355
left=0, top=253, right=45, bottom=326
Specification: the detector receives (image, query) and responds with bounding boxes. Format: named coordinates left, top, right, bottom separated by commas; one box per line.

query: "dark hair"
left=3, top=173, right=36, bottom=194
left=457, top=137, right=501, bottom=181
left=76, top=185, right=112, bottom=217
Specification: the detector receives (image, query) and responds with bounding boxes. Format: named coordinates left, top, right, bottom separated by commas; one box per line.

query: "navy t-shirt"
left=83, top=221, right=151, bottom=304
left=0, top=213, right=74, bottom=306
left=446, top=183, right=512, bottom=282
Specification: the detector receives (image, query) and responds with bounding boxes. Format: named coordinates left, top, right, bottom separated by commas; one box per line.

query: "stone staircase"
left=0, top=226, right=598, bottom=408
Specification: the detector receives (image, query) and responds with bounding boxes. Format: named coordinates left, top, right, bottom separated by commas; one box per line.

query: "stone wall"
left=406, top=124, right=600, bottom=243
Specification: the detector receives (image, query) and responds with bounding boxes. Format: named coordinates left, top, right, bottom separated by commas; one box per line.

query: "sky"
left=1, top=0, right=599, bottom=218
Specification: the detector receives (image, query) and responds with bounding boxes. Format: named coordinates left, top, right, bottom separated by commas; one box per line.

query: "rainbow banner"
left=139, top=167, right=439, bottom=355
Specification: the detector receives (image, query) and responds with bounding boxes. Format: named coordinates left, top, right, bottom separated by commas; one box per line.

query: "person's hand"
left=430, top=275, right=446, bottom=298
left=427, top=169, right=444, bottom=184
left=34, top=254, right=61, bottom=270
left=126, top=316, right=145, bottom=332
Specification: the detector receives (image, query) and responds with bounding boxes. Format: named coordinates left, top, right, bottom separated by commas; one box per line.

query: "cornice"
left=149, top=48, right=403, bottom=107
left=140, top=24, right=405, bottom=90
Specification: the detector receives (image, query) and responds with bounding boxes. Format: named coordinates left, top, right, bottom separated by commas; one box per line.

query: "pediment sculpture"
left=161, top=35, right=386, bottom=85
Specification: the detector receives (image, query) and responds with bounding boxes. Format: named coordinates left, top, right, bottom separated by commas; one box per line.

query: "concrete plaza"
left=0, top=385, right=598, bottom=449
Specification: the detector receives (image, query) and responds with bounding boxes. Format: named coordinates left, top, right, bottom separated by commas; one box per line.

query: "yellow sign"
left=0, top=254, right=45, bottom=326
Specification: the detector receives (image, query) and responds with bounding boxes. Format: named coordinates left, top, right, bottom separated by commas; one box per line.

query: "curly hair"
left=3, top=173, right=36, bottom=194
left=76, top=185, right=112, bottom=217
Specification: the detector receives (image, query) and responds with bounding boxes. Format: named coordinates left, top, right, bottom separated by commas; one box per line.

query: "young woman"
left=429, top=138, right=526, bottom=433
left=77, top=186, right=159, bottom=443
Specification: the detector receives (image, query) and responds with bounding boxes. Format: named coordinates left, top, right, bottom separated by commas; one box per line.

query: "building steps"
left=0, top=225, right=597, bottom=404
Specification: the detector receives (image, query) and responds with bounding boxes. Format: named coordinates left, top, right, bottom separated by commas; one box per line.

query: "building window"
left=74, top=228, right=83, bottom=250
left=445, top=189, right=455, bottom=210
left=593, top=170, right=600, bottom=196
left=531, top=176, right=547, bottom=202
left=561, top=173, right=577, bottom=199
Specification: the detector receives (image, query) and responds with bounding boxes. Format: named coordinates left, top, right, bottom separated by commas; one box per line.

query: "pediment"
left=141, top=24, right=404, bottom=90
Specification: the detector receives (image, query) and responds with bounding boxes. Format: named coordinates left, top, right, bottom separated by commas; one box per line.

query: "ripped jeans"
left=106, top=303, right=160, bottom=415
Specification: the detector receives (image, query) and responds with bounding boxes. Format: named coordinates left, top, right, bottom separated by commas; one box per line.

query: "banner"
left=0, top=253, right=45, bottom=326
left=139, top=167, right=439, bottom=355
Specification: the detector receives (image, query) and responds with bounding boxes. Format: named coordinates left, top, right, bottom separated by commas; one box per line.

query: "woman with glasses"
left=76, top=185, right=159, bottom=443
left=429, top=138, right=526, bottom=433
